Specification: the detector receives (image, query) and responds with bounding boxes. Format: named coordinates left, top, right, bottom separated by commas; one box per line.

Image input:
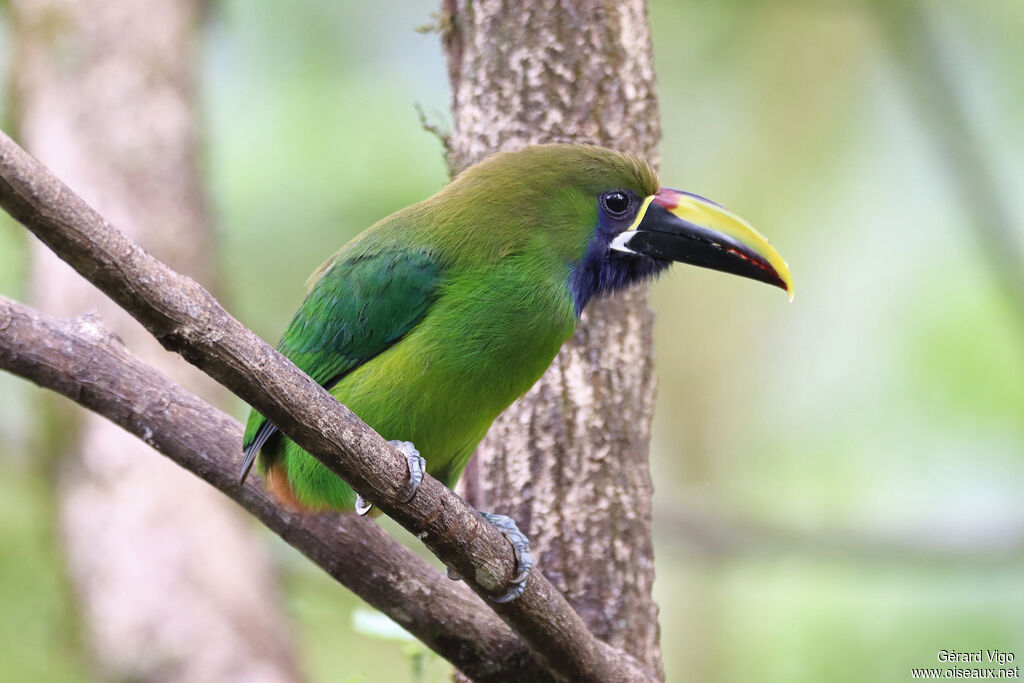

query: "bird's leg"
left=446, top=511, right=533, bottom=603
left=355, top=440, right=425, bottom=516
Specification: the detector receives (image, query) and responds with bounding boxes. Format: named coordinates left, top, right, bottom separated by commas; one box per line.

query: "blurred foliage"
left=0, top=460, right=92, bottom=682
left=281, top=549, right=451, bottom=683
left=0, top=0, right=1022, bottom=681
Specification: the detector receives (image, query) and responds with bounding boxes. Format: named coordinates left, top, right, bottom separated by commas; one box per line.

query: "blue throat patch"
left=568, top=213, right=670, bottom=316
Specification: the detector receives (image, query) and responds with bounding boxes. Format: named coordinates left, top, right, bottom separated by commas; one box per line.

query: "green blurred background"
left=1, top=0, right=1022, bottom=681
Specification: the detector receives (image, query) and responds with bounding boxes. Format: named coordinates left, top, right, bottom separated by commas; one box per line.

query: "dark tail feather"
left=239, top=422, right=278, bottom=485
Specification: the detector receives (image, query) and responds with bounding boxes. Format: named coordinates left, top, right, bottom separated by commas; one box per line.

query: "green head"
left=378, top=143, right=792, bottom=314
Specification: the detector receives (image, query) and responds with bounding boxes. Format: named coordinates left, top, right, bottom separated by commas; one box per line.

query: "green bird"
left=241, top=143, right=792, bottom=600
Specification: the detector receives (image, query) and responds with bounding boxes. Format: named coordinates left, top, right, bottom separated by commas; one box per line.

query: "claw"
left=479, top=511, right=532, bottom=603
left=445, top=565, right=462, bottom=582
left=391, top=440, right=425, bottom=503
left=354, top=494, right=372, bottom=516
left=353, top=441, right=423, bottom=516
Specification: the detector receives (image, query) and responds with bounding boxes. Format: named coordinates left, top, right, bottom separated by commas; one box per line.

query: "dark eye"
left=601, top=191, right=631, bottom=219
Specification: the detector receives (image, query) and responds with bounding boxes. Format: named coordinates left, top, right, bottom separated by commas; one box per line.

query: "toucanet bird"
left=241, top=143, right=792, bottom=601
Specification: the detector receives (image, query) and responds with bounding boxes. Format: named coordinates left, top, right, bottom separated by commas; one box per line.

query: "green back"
left=242, top=250, right=440, bottom=455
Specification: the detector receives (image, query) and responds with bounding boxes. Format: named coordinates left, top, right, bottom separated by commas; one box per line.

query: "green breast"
left=279, top=251, right=577, bottom=510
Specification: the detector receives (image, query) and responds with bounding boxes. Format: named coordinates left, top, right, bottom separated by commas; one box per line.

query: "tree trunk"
left=10, top=1, right=299, bottom=681
left=443, top=0, right=664, bottom=677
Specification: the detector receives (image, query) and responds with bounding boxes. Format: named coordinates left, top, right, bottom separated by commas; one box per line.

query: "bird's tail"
left=239, top=419, right=277, bottom=484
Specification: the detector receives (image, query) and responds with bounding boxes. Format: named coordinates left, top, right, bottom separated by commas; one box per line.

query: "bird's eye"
left=601, top=191, right=632, bottom=219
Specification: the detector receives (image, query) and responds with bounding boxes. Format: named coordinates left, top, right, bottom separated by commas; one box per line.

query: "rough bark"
left=0, top=295, right=557, bottom=682
left=443, top=0, right=664, bottom=675
left=0, top=130, right=658, bottom=682
left=9, top=2, right=298, bottom=680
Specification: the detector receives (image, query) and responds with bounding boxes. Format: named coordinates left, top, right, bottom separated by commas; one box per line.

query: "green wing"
left=240, top=249, right=440, bottom=481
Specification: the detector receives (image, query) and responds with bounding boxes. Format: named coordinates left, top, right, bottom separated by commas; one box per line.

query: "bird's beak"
left=611, top=188, right=794, bottom=300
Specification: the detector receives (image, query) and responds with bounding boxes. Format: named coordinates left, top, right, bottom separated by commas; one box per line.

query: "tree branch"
left=0, top=130, right=656, bottom=682
left=0, top=294, right=550, bottom=681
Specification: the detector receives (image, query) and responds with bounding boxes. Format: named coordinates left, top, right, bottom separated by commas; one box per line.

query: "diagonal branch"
left=0, top=130, right=657, bottom=682
left=0, top=294, right=544, bottom=681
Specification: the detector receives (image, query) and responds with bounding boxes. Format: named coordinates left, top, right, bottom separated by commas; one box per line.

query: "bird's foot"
left=354, top=494, right=373, bottom=516
left=393, top=441, right=426, bottom=502
left=480, top=511, right=533, bottom=603
left=354, top=440, right=425, bottom=516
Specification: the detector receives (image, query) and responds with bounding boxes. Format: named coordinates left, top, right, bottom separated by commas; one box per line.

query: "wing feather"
left=240, top=249, right=440, bottom=481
